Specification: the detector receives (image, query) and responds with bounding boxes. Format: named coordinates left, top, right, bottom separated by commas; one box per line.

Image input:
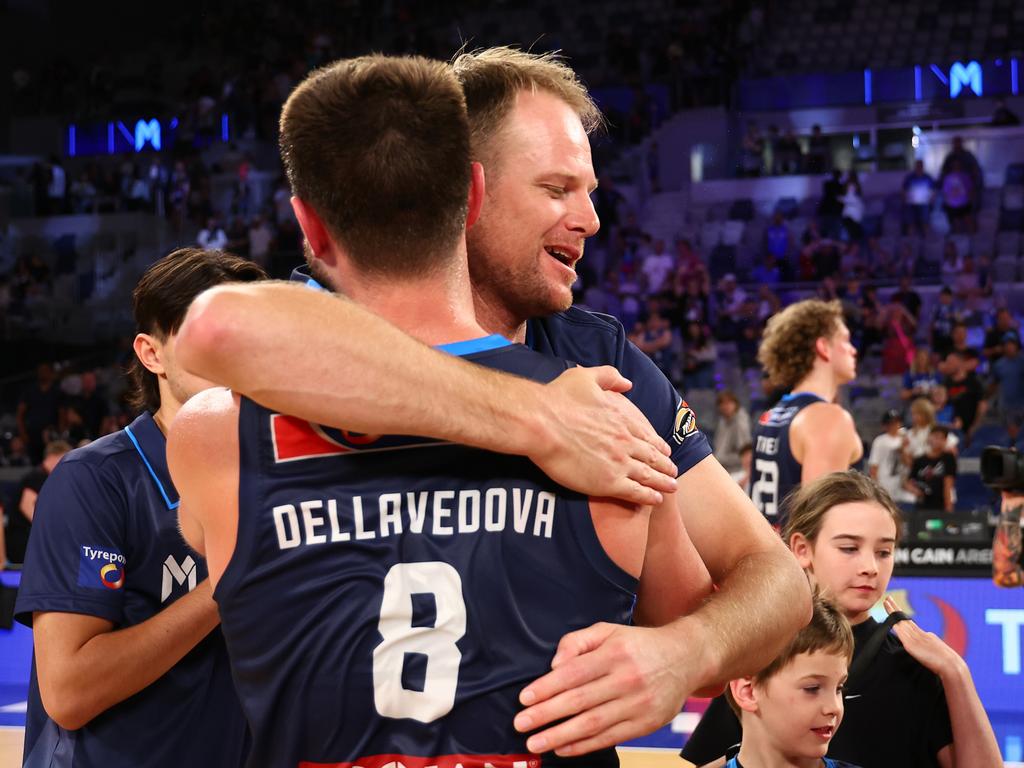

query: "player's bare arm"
left=32, top=585, right=220, bottom=731
left=176, top=281, right=676, bottom=506
left=993, top=493, right=1023, bottom=587
left=167, top=386, right=241, bottom=587
left=792, top=403, right=863, bottom=483
left=515, top=455, right=811, bottom=755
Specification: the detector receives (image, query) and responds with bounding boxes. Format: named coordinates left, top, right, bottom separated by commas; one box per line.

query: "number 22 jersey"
left=215, top=337, right=638, bottom=768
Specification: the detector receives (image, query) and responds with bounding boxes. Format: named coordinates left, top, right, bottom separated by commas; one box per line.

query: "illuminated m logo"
left=950, top=61, right=982, bottom=98
left=134, top=118, right=161, bottom=151
left=161, top=555, right=197, bottom=602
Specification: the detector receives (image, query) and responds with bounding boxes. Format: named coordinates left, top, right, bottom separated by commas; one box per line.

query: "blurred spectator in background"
left=17, top=363, right=62, bottom=464
left=46, top=155, right=67, bottom=215
left=776, top=127, right=802, bottom=174
left=879, top=296, right=917, bottom=375
left=764, top=213, right=790, bottom=264
left=990, top=98, right=1020, bottom=127
left=941, top=136, right=983, bottom=202
left=869, top=409, right=912, bottom=502
left=941, top=323, right=980, bottom=372
left=628, top=306, right=674, bottom=381
left=841, top=171, right=865, bottom=243
left=930, top=286, right=959, bottom=358
left=905, top=425, right=957, bottom=514
left=641, top=238, right=675, bottom=296
left=739, top=121, right=765, bottom=177
left=672, top=238, right=706, bottom=287
left=983, top=308, right=1020, bottom=363
left=714, top=390, right=751, bottom=484
left=681, top=320, right=717, bottom=389
left=941, top=159, right=976, bottom=234
left=805, top=124, right=829, bottom=174
left=248, top=214, right=275, bottom=270
left=714, top=273, right=747, bottom=340
left=944, top=351, right=986, bottom=433
left=892, top=275, right=922, bottom=322
left=66, top=370, right=107, bottom=440
left=902, top=160, right=935, bottom=236
left=70, top=172, right=98, bottom=214
left=929, top=384, right=957, bottom=426
left=818, top=170, right=844, bottom=239
left=905, top=397, right=959, bottom=461
left=673, top=273, right=711, bottom=327
left=902, top=348, right=941, bottom=401
left=592, top=175, right=624, bottom=243
left=990, top=332, right=1024, bottom=419
left=197, top=215, right=228, bottom=250
left=0, top=436, right=33, bottom=468
left=5, top=440, right=71, bottom=566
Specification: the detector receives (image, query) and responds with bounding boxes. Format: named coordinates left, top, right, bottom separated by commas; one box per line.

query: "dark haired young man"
left=14, top=248, right=265, bottom=767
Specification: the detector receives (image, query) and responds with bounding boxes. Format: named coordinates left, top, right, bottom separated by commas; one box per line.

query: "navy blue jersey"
left=527, top=308, right=712, bottom=475
left=14, top=412, right=248, bottom=768
left=726, top=759, right=860, bottom=768
left=288, top=266, right=713, bottom=477
left=216, top=337, right=637, bottom=768
left=749, top=392, right=826, bottom=528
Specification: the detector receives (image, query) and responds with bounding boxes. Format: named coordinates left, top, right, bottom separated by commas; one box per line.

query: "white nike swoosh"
left=845, top=694, right=862, bottom=700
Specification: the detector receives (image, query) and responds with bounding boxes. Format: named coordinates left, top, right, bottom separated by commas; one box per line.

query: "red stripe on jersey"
left=299, top=754, right=538, bottom=768
left=271, top=414, right=352, bottom=462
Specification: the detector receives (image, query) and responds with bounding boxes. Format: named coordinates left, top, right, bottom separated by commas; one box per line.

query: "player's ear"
left=815, top=335, right=831, bottom=361
left=790, top=532, right=814, bottom=569
left=133, top=333, right=166, bottom=376
left=730, top=678, right=759, bottom=714
left=291, top=196, right=333, bottom=262
left=466, top=161, right=485, bottom=229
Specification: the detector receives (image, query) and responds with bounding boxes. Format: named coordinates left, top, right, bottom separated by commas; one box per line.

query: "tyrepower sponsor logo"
left=77, top=545, right=126, bottom=590
left=299, top=754, right=538, bottom=768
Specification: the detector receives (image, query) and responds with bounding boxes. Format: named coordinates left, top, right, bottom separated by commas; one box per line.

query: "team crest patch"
left=672, top=400, right=698, bottom=444
left=78, top=545, right=126, bottom=590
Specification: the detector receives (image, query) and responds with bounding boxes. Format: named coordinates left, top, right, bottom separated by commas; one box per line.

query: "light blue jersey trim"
left=306, top=277, right=326, bottom=291
left=124, top=426, right=179, bottom=510
left=436, top=334, right=512, bottom=357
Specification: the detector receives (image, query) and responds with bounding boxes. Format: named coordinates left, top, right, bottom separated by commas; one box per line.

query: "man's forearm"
left=38, top=583, right=220, bottom=729
left=673, top=546, right=811, bottom=688
left=994, top=499, right=1023, bottom=587
left=177, top=282, right=545, bottom=456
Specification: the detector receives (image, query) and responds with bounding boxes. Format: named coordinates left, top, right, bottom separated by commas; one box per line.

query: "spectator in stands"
left=944, top=351, right=986, bottom=433
left=905, top=425, right=957, bottom=514
left=592, top=175, right=624, bottom=242
left=941, top=136, right=983, bottom=203
left=628, top=306, right=674, bottom=381
left=169, top=161, right=190, bottom=230
left=776, top=128, right=802, bottom=175
left=902, top=160, right=935, bottom=236
left=681, top=320, right=717, bottom=389
left=46, top=155, right=67, bottom=215
left=68, top=370, right=107, bottom=440
left=879, top=297, right=917, bottom=376
left=672, top=237, right=705, bottom=287
left=940, top=322, right=980, bottom=372
left=929, top=384, right=957, bottom=427
left=983, top=307, right=1020, bottom=362
left=225, top=215, right=250, bottom=258
left=70, top=172, right=98, bottom=214
left=641, top=238, right=675, bottom=296
left=818, top=170, right=844, bottom=239
left=990, top=332, right=1024, bottom=419
left=714, top=391, right=752, bottom=484
left=673, top=273, right=711, bottom=327
left=763, top=213, right=790, bottom=264
left=17, top=362, right=62, bottom=464
left=869, top=410, right=911, bottom=502
left=905, top=397, right=959, bottom=462
left=891, top=275, right=922, bottom=322
left=930, top=287, right=959, bottom=358
left=5, top=440, right=71, bottom=566
left=751, top=254, right=781, bottom=286
left=739, top=121, right=765, bottom=177
left=940, top=155, right=978, bottom=234
left=714, top=274, right=747, bottom=340
left=197, top=215, right=228, bottom=251
left=248, top=214, right=275, bottom=270
left=804, top=124, right=829, bottom=174
left=840, top=171, right=865, bottom=244
left=0, top=435, right=33, bottom=467
left=901, top=348, right=941, bottom=401
left=991, top=98, right=1021, bottom=127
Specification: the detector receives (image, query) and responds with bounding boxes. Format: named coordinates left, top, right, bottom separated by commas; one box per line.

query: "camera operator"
left=981, top=447, right=1024, bottom=587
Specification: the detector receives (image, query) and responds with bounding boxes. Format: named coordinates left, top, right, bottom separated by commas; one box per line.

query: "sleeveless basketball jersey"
left=215, top=340, right=638, bottom=768
left=749, top=392, right=826, bottom=528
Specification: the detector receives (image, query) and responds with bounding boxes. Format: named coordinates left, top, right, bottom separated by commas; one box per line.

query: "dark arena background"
left=1, top=0, right=1023, bottom=765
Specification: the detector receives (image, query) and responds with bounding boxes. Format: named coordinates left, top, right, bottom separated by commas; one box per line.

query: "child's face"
left=756, top=650, right=848, bottom=760
left=793, top=502, right=897, bottom=624
left=928, top=431, right=947, bottom=454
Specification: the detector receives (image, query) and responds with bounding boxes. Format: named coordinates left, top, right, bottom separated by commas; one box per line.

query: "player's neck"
left=736, top=739, right=823, bottom=768
left=341, top=258, right=487, bottom=347
left=472, top=286, right=528, bottom=343
left=791, top=367, right=839, bottom=403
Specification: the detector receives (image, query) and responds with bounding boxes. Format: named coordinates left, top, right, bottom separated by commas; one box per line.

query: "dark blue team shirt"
left=14, top=412, right=247, bottom=768
left=216, top=338, right=637, bottom=768
left=749, top=392, right=827, bottom=528
left=289, top=266, right=714, bottom=477
left=726, top=759, right=860, bottom=768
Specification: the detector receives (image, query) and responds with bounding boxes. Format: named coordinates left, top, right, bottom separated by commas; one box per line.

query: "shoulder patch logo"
left=78, top=545, right=126, bottom=590
left=672, top=400, right=698, bottom=444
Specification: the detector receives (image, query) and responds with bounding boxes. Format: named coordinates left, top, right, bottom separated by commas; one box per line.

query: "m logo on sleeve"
left=78, top=545, right=126, bottom=590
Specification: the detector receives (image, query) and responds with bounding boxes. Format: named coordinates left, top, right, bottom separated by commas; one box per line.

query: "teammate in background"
left=170, top=55, right=712, bottom=768
left=176, top=47, right=809, bottom=754
left=14, top=249, right=265, bottom=767
left=749, top=299, right=862, bottom=527
left=683, top=471, right=1001, bottom=768
left=724, top=595, right=856, bottom=768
